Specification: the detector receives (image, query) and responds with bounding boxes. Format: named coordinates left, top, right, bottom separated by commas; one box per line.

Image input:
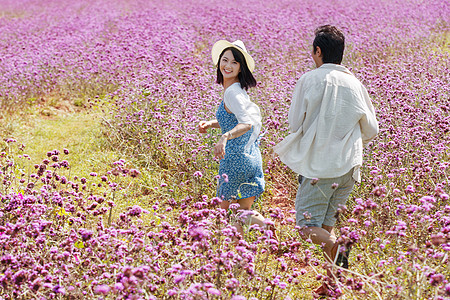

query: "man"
left=274, top=25, right=379, bottom=295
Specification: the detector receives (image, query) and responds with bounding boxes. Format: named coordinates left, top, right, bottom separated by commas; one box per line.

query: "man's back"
left=280, top=63, right=378, bottom=179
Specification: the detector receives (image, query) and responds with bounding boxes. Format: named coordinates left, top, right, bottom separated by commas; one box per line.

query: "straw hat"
left=211, top=40, right=255, bottom=72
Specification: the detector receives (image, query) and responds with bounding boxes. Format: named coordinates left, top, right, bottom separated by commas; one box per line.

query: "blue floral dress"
left=216, top=101, right=265, bottom=201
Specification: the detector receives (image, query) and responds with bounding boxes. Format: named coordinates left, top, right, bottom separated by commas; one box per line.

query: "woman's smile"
left=220, top=49, right=240, bottom=81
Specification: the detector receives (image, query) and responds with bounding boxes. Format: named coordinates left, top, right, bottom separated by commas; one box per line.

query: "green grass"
left=0, top=103, right=152, bottom=226
left=0, top=106, right=121, bottom=178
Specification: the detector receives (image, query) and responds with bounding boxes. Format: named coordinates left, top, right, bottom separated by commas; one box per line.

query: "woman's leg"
left=236, top=197, right=266, bottom=228
left=220, top=196, right=267, bottom=237
left=219, top=196, right=255, bottom=210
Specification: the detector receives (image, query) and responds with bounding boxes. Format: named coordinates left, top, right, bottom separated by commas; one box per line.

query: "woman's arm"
left=221, top=123, right=251, bottom=140
left=214, top=123, right=251, bottom=159
left=198, top=120, right=220, bottom=133
left=224, top=85, right=262, bottom=150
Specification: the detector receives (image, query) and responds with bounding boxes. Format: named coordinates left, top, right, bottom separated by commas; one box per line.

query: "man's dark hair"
left=313, top=25, right=345, bottom=64
left=216, top=47, right=257, bottom=90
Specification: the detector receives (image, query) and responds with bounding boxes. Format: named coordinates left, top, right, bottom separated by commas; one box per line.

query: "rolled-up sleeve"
left=224, top=84, right=262, bottom=150
left=224, top=88, right=254, bottom=124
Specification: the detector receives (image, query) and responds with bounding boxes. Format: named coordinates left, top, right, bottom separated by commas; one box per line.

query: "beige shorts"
left=295, top=169, right=356, bottom=228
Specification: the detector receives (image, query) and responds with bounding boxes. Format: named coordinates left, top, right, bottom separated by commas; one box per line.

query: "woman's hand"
left=198, top=121, right=211, bottom=133
left=214, top=135, right=228, bottom=159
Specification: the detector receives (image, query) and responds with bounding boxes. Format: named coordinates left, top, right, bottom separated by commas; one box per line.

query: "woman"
left=198, top=40, right=269, bottom=237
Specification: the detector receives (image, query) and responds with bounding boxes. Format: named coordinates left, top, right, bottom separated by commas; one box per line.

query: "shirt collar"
left=318, top=63, right=353, bottom=76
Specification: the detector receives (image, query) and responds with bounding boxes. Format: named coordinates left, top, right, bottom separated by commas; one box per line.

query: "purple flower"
left=430, top=273, right=445, bottom=286
left=53, top=285, right=66, bottom=294
left=222, top=173, right=229, bottom=183
left=310, top=178, right=319, bottom=185
left=114, top=282, right=124, bottom=291
left=129, top=169, right=140, bottom=178
left=207, top=288, right=221, bottom=296
left=445, top=284, right=450, bottom=296
left=188, top=226, right=211, bottom=241
left=94, top=285, right=110, bottom=294
left=31, top=278, right=42, bottom=292
left=79, top=229, right=93, bottom=241
left=128, top=205, right=146, bottom=217
left=173, top=275, right=185, bottom=284
left=405, top=185, right=415, bottom=194
left=13, top=270, right=27, bottom=285
left=225, top=278, right=239, bottom=290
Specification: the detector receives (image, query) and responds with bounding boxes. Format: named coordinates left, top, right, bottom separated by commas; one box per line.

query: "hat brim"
left=211, top=40, right=255, bottom=72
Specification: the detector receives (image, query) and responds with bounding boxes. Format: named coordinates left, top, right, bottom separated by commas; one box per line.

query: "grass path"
left=0, top=106, right=121, bottom=177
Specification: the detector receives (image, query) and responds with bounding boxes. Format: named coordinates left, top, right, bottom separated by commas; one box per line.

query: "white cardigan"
left=274, top=64, right=379, bottom=182
left=224, top=83, right=262, bottom=151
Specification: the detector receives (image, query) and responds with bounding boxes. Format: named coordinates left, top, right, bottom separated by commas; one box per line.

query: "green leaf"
left=57, top=208, right=69, bottom=216
left=74, top=240, right=85, bottom=249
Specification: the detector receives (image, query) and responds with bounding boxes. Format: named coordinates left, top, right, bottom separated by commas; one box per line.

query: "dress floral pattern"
left=216, top=100, right=265, bottom=201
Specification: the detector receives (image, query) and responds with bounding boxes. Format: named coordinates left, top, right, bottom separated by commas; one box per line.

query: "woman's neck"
left=223, top=79, right=239, bottom=91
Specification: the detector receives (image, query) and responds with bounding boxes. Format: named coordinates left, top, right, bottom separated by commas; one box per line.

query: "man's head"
left=312, top=25, right=345, bottom=66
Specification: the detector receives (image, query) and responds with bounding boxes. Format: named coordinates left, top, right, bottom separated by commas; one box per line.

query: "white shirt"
left=224, top=83, right=262, bottom=151
left=273, top=64, right=379, bottom=182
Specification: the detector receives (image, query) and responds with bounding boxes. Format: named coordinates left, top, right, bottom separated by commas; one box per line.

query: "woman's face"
left=219, top=49, right=240, bottom=81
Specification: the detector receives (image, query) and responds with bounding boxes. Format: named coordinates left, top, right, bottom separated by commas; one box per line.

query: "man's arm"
left=360, top=89, right=379, bottom=145
left=288, top=78, right=307, bottom=133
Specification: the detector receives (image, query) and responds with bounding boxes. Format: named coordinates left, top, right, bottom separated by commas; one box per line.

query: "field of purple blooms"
left=0, top=0, right=449, bottom=299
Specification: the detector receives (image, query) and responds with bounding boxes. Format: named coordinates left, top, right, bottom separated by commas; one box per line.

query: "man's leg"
left=302, top=225, right=338, bottom=263
left=322, top=170, right=356, bottom=267
left=296, top=176, right=334, bottom=257
left=296, top=174, right=351, bottom=264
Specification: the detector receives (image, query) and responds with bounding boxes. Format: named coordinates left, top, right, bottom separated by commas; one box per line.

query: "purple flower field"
left=0, top=0, right=449, bottom=299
